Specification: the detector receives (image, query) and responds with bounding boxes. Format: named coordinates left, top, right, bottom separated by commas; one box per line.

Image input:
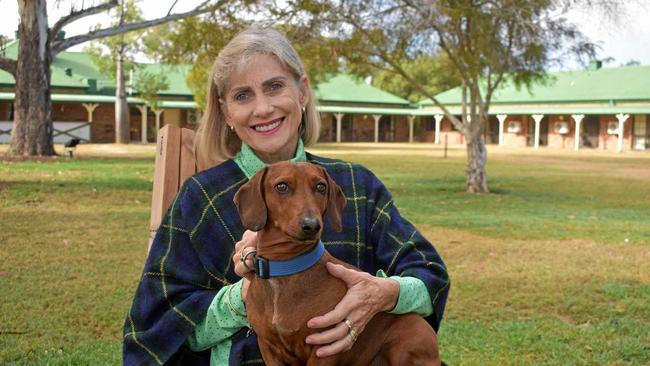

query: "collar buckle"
left=255, top=255, right=270, bottom=279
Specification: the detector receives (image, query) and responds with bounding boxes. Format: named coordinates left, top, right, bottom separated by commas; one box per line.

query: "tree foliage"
left=142, top=1, right=343, bottom=109
left=86, top=0, right=144, bottom=80
left=371, top=54, right=460, bottom=103
left=1, top=0, right=225, bottom=155
left=133, top=69, right=169, bottom=109
left=322, top=0, right=597, bottom=192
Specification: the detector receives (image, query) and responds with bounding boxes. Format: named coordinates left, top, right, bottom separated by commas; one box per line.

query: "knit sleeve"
left=363, top=168, right=450, bottom=331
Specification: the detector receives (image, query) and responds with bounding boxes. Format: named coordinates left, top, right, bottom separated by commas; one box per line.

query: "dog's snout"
left=300, top=216, right=321, bottom=235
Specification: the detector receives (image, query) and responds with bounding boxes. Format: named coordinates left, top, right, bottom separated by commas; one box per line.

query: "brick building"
left=419, top=61, right=650, bottom=152
left=0, top=40, right=422, bottom=145
left=2, top=37, right=649, bottom=152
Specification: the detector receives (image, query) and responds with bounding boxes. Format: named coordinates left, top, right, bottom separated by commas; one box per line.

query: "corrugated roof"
left=420, top=104, right=650, bottom=116
left=315, top=74, right=411, bottom=106
left=137, top=63, right=194, bottom=96
left=421, top=65, right=650, bottom=106
left=318, top=105, right=418, bottom=116
left=0, top=41, right=193, bottom=96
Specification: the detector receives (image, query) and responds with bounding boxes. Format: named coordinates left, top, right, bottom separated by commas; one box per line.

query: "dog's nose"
left=300, top=217, right=321, bottom=235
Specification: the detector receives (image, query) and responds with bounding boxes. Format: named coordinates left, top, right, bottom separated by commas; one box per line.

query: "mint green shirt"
left=187, top=141, right=433, bottom=365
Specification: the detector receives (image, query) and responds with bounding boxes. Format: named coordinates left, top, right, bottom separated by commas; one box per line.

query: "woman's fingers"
left=305, top=320, right=349, bottom=345
left=233, top=248, right=256, bottom=277
left=311, top=330, right=355, bottom=358
left=233, top=230, right=258, bottom=278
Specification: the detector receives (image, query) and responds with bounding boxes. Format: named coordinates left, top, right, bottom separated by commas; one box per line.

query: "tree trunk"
left=9, top=0, right=55, bottom=156
left=465, top=131, right=489, bottom=193
left=115, top=51, right=130, bottom=143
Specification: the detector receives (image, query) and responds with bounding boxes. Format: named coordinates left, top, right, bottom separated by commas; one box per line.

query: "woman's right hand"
left=233, top=230, right=258, bottom=301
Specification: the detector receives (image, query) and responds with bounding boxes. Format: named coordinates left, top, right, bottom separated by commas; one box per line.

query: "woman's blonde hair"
left=195, top=25, right=320, bottom=168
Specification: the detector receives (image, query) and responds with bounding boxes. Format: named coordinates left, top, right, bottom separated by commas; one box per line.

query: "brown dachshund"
left=234, top=161, right=440, bottom=366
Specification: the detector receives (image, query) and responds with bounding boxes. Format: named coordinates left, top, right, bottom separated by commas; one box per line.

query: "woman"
left=123, top=26, right=449, bottom=366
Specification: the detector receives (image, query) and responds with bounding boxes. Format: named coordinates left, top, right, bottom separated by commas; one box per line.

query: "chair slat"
left=149, top=125, right=182, bottom=249
left=180, top=128, right=197, bottom=186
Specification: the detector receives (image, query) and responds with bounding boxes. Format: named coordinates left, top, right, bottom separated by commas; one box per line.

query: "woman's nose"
left=253, top=95, right=274, bottom=117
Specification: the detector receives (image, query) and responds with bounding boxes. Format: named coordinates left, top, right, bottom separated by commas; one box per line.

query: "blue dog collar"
left=255, top=241, right=325, bottom=279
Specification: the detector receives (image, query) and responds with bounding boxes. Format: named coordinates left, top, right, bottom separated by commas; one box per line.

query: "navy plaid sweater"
left=123, top=153, right=450, bottom=365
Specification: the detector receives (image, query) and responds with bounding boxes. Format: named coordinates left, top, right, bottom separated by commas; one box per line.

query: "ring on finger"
left=348, top=328, right=358, bottom=343
left=343, top=319, right=353, bottom=332
left=241, top=249, right=257, bottom=271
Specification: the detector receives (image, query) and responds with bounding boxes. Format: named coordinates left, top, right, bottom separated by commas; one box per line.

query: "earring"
left=302, top=106, right=306, bottom=113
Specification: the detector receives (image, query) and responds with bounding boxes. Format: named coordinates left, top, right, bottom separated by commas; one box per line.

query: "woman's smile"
left=252, top=117, right=284, bottom=134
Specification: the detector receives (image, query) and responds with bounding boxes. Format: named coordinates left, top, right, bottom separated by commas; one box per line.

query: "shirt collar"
left=234, top=139, right=307, bottom=179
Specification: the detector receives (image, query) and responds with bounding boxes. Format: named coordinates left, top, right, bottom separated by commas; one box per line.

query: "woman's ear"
left=298, top=75, right=310, bottom=107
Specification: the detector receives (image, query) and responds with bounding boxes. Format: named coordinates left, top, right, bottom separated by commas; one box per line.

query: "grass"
left=1, top=143, right=649, bottom=365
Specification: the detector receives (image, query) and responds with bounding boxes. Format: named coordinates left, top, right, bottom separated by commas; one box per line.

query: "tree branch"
left=0, top=55, right=17, bottom=76
left=51, top=0, right=218, bottom=57
left=167, top=0, right=180, bottom=16
left=50, top=0, right=119, bottom=40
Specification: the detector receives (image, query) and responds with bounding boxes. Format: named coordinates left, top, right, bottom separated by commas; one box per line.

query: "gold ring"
left=344, top=319, right=353, bottom=332
left=349, top=328, right=358, bottom=343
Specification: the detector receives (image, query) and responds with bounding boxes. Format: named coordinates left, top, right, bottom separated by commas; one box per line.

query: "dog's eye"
left=316, top=182, right=327, bottom=193
left=275, top=182, right=289, bottom=193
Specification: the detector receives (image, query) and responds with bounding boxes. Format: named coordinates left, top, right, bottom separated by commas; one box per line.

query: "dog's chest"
left=248, top=264, right=344, bottom=346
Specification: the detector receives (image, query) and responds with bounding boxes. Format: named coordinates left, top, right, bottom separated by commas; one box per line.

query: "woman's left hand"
left=305, top=262, right=400, bottom=357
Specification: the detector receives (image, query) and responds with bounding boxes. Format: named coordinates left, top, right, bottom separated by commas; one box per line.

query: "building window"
left=507, top=121, right=522, bottom=133
left=554, top=121, right=569, bottom=134
left=607, top=121, right=618, bottom=135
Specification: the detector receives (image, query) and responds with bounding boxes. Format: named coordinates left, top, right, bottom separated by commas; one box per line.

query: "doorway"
left=581, top=115, right=600, bottom=148
left=633, top=114, right=649, bottom=150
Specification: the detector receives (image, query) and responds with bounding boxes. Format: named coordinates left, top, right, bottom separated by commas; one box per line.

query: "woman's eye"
left=275, top=182, right=289, bottom=193
left=234, top=92, right=248, bottom=102
left=316, top=183, right=327, bottom=193
left=270, top=82, right=284, bottom=91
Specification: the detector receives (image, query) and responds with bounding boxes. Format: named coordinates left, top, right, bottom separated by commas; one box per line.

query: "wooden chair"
left=148, top=125, right=198, bottom=249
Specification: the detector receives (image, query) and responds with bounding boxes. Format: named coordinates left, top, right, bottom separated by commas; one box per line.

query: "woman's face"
left=221, top=54, right=309, bottom=163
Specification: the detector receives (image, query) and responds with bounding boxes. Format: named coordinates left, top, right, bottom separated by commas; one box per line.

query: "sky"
left=1, top=0, right=649, bottom=70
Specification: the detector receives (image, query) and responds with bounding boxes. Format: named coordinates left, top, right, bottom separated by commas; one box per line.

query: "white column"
left=434, top=114, right=444, bottom=144
left=616, top=113, right=630, bottom=152
left=532, top=114, right=544, bottom=149
left=154, top=109, right=164, bottom=132
left=572, top=114, right=585, bottom=151
left=334, top=113, right=343, bottom=143
left=81, top=103, right=99, bottom=123
left=372, top=114, right=382, bottom=143
left=496, top=114, right=507, bottom=147
left=407, top=115, right=415, bottom=143
left=137, top=104, right=148, bottom=143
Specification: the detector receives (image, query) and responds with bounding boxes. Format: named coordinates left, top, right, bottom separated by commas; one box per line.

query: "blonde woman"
left=124, top=26, right=449, bottom=365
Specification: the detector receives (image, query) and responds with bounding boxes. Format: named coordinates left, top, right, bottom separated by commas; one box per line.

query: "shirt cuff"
left=376, top=269, right=434, bottom=317
left=186, top=279, right=249, bottom=352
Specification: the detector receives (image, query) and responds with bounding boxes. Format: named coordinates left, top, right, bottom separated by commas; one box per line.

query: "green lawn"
left=1, top=144, right=648, bottom=365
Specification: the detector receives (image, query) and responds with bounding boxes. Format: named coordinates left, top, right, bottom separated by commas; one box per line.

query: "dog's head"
left=233, top=161, right=346, bottom=242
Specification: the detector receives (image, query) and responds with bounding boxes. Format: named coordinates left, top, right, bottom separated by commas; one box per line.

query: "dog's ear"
left=320, top=166, right=346, bottom=232
left=233, top=167, right=268, bottom=231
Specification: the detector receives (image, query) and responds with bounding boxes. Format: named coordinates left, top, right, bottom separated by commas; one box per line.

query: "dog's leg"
left=383, top=316, right=441, bottom=366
